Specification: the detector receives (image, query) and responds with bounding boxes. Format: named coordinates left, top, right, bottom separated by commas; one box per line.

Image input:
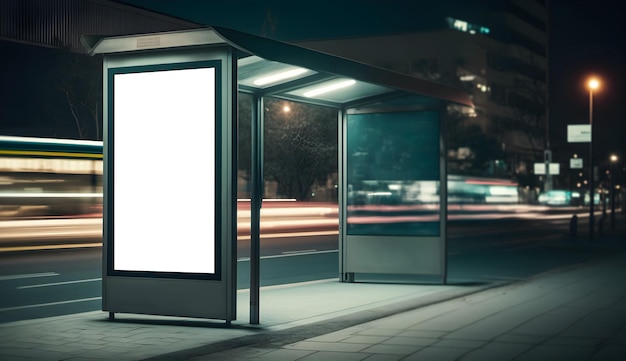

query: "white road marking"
left=0, top=243, right=102, bottom=253
left=238, top=249, right=338, bottom=262
left=0, top=272, right=59, bottom=281
left=18, top=278, right=101, bottom=289
left=0, top=297, right=101, bottom=312
left=281, top=249, right=317, bottom=255
left=237, top=230, right=338, bottom=241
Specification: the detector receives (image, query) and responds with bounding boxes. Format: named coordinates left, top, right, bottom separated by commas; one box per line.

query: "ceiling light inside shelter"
left=303, top=79, right=356, bottom=97
left=253, top=68, right=308, bottom=86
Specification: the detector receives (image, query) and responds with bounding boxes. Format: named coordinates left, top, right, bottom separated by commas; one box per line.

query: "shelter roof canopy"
left=82, top=27, right=473, bottom=109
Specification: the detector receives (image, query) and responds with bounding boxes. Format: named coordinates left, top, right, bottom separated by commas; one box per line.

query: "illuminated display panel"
left=346, top=111, right=440, bottom=236
left=111, top=62, right=218, bottom=276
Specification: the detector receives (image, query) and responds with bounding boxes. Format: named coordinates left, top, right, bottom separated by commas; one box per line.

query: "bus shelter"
left=83, top=27, right=473, bottom=324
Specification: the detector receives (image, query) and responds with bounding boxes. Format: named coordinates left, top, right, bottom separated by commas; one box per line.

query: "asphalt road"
left=0, top=245, right=340, bottom=324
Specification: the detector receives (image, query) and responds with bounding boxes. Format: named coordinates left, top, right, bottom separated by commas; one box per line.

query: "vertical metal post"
left=544, top=150, right=551, bottom=192
left=611, top=162, right=616, bottom=230
left=544, top=0, right=552, bottom=193
left=337, top=109, right=346, bottom=282
left=589, top=90, right=594, bottom=240
left=250, top=95, right=263, bottom=324
left=440, top=108, right=448, bottom=285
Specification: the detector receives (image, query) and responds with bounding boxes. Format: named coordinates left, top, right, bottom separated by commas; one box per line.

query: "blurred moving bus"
left=0, top=135, right=102, bottom=218
left=0, top=135, right=521, bottom=219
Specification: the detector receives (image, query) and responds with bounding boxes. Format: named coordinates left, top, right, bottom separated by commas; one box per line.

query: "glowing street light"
left=587, top=77, right=600, bottom=239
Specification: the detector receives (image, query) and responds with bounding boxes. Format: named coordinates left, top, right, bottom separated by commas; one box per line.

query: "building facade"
left=298, top=0, right=548, bottom=187
left=0, top=0, right=198, bottom=53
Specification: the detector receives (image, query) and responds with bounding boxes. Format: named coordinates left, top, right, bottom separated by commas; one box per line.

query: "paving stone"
left=376, top=301, right=461, bottom=329
left=251, top=348, right=315, bottom=361
left=361, top=354, right=404, bottom=361
left=360, top=343, right=422, bottom=356
left=408, top=291, right=536, bottom=333
left=508, top=308, right=583, bottom=336
left=458, top=342, right=530, bottom=361
left=514, top=344, right=596, bottom=361
left=402, top=346, right=471, bottom=361
left=356, top=328, right=403, bottom=337
left=307, top=331, right=353, bottom=343
left=544, top=335, right=605, bottom=347
left=340, top=335, right=389, bottom=344
left=66, top=342, right=108, bottom=351
left=285, top=340, right=370, bottom=353
left=432, top=338, right=485, bottom=349
left=494, top=333, right=548, bottom=345
left=561, top=309, right=626, bottom=339
left=186, top=348, right=258, bottom=360
left=101, top=336, right=135, bottom=343
left=382, top=336, right=438, bottom=347
left=299, top=351, right=370, bottom=361
left=396, top=329, right=447, bottom=338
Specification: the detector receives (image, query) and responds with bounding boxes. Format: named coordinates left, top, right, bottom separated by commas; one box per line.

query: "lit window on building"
left=446, top=17, right=490, bottom=36
left=476, top=83, right=490, bottom=92
left=453, top=19, right=468, bottom=32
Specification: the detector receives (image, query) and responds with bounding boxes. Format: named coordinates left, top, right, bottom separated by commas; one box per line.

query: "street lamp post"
left=588, top=78, right=599, bottom=240
left=610, top=154, right=618, bottom=230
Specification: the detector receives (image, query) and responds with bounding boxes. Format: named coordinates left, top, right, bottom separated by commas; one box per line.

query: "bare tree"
left=446, top=111, right=506, bottom=175
left=261, top=8, right=277, bottom=37
left=49, top=47, right=102, bottom=140
left=263, top=99, right=337, bottom=200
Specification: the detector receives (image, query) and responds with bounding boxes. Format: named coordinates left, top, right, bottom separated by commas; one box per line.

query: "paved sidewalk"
left=1, top=217, right=624, bottom=361
left=0, top=278, right=494, bottom=361
left=168, top=245, right=626, bottom=361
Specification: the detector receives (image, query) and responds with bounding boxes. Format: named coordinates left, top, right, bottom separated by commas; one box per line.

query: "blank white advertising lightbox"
left=113, top=66, right=216, bottom=275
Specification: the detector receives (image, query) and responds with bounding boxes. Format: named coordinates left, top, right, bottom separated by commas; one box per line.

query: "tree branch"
left=66, top=90, right=83, bottom=138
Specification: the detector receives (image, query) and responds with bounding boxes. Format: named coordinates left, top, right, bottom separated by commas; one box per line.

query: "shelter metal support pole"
left=338, top=109, right=346, bottom=282
left=440, top=108, right=448, bottom=285
left=250, top=95, right=263, bottom=324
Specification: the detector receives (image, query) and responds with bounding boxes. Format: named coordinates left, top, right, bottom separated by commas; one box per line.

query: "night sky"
left=118, top=0, right=625, bottom=166
left=547, top=0, right=625, bottom=165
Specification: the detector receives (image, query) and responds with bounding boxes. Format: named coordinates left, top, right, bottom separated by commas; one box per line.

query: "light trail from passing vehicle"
left=0, top=202, right=610, bottom=253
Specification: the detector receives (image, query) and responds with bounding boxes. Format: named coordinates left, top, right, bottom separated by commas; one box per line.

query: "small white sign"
left=570, top=158, right=583, bottom=169
left=568, top=124, right=591, bottom=143
left=534, top=163, right=560, bottom=175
